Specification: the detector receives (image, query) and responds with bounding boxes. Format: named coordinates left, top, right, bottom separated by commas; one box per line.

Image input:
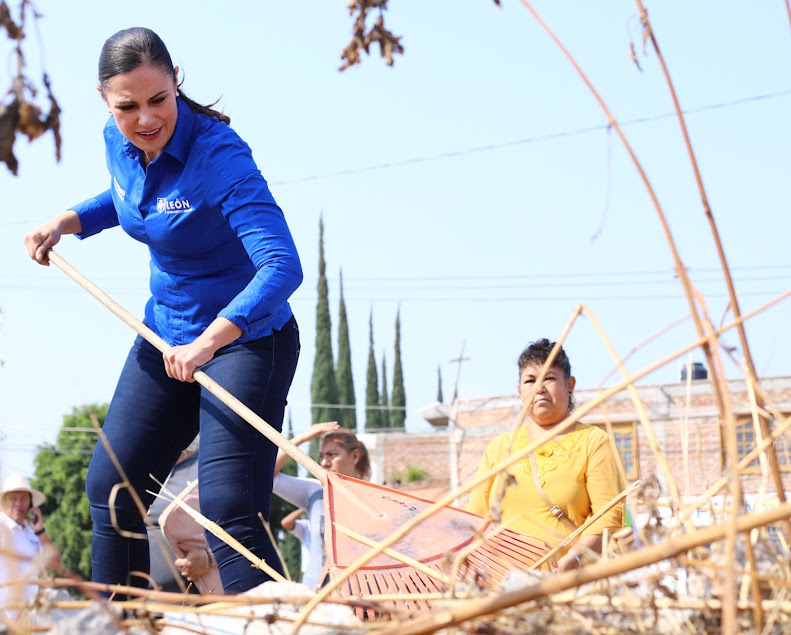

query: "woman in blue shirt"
left=24, top=27, right=302, bottom=594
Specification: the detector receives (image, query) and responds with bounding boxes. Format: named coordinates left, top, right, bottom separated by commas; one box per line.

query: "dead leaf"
left=0, top=98, right=21, bottom=175
left=339, top=0, right=403, bottom=71
left=0, top=1, right=22, bottom=39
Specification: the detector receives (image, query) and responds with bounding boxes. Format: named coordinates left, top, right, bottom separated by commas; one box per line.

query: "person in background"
left=466, top=338, right=625, bottom=572
left=272, top=423, right=371, bottom=588
left=24, top=26, right=301, bottom=595
left=0, top=474, right=62, bottom=618
left=146, top=436, right=220, bottom=594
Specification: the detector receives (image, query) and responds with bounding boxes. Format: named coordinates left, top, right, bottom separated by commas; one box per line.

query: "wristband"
left=35, top=528, right=46, bottom=536
left=569, top=552, right=581, bottom=567
left=204, top=548, right=214, bottom=567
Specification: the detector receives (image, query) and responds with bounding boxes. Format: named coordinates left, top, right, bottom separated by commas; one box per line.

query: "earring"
left=176, top=90, right=180, bottom=97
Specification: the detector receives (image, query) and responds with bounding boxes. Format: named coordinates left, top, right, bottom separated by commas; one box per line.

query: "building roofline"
left=420, top=375, right=791, bottom=421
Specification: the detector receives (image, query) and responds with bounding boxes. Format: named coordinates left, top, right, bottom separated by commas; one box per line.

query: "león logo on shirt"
left=157, top=197, right=193, bottom=214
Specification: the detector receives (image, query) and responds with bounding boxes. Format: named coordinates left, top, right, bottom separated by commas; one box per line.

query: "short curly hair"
left=517, top=338, right=572, bottom=378
left=517, top=338, right=574, bottom=409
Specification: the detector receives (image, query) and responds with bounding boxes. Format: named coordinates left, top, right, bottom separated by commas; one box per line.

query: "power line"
left=268, top=89, right=791, bottom=186
left=3, top=264, right=788, bottom=286
left=2, top=89, right=789, bottom=229
left=1, top=285, right=785, bottom=304
left=2, top=266, right=788, bottom=291
left=303, top=290, right=787, bottom=303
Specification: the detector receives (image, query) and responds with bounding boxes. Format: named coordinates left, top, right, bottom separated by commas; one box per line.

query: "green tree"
left=380, top=352, right=390, bottom=429
left=310, top=216, right=341, bottom=429
left=335, top=270, right=356, bottom=430
left=365, top=310, right=381, bottom=430
left=390, top=309, right=406, bottom=429
left=437, top=364, right=444, bottom=403
left=32, top=403, right=108, bottom=585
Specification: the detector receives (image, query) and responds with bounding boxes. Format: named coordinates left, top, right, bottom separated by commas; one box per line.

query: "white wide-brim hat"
left=1, top=474, right=45, bottom=508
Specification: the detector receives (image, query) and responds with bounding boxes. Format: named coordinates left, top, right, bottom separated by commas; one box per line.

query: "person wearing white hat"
left=0, top=474, right=61, bottom=619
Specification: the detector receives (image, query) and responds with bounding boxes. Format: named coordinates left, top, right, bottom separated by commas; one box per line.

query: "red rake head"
left=323, top=473, right=550, bottom=618
left=324, top=473, right=490, bottom=568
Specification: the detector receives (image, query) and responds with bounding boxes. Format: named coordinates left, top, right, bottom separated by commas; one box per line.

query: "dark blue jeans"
left=85, top=315, right=300, bottom=593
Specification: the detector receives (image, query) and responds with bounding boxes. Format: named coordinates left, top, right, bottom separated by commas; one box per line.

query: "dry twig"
left=340, top=0, right=404, bottom=71
left=0, top=0, right=61, bottom=175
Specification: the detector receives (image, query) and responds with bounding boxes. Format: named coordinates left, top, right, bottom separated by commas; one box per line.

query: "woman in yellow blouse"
left=466, top=338, right=624, bottom=572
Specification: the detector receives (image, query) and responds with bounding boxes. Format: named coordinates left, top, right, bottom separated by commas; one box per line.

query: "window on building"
left=732, top=416, right=791, bottom=472
left=593, top=421, right=638, bottom=480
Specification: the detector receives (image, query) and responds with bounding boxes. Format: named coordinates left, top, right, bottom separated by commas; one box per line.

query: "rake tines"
left=328, top=514, right=551, bottom=621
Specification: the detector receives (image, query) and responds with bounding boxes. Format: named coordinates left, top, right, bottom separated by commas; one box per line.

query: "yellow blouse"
left=466, top=423, right=625, bottom=554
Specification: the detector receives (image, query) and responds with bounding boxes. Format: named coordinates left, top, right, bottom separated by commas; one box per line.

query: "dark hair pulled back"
left=321, top=429, right=372, bottom=480
left=518, top=338, right=575, bottom=409
left=98, top=27, right=230, bottom=125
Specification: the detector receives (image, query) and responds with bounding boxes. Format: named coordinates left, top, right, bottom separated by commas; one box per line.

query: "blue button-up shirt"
left=71, top=98, right=302, bottom=346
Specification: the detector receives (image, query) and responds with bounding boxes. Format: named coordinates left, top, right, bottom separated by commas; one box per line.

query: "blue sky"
left=1, top=2, right=789, bottom=478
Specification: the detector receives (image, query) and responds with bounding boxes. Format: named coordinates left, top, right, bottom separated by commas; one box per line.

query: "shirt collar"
left=118, top=96, right=196, bottom=165
left=0, top=511, right=24, bottom=530
left=162, top=97, right=196, bottom=164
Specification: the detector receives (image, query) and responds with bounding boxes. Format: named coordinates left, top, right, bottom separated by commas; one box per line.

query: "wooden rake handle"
left=46, top=249, right=326, bottom=482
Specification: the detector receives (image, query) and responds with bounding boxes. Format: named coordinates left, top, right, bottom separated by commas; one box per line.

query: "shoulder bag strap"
left=528, top=427, right=577, bottom=533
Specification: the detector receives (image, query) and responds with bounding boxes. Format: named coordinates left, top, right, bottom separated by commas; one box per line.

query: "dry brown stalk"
left=699, top=311, right=744, bottom=630
left=89, top=415, right=189, bottom=595
left=676, top=556, right=791, bottom=588
left=635, top=4, right=791, bottom=625
left=257, top=512, right=292, bottom=581
left=493, top=307, right=583, bottom=511
left=672, top=410, right=791, bottom=532
left=376, top=501, right=791, bottom=635
left=636, top=1, right=789, bottom=547
left=490, top=308, right=584, bottom=472
left=599, top=314, right=690, bottom=386
left=445, top=516, right=550, bottom=594
left=155, top=481, right=286, bottom=582
left=595, top=401, right=630, bottom=494
left=555, top=593, right=791, bottom=613
left=42, top=577, right=224, bottom=604
left=513, top=2, right=721, bottom=402
left=515, top=2, right=772, bottom=627
left=294, top=297, right=789, bottom=631
left=332, top=523, right=451, bottom=585
left=583, top=306, right=688, bottom=517
left=531, top=480, right=642, bottom=569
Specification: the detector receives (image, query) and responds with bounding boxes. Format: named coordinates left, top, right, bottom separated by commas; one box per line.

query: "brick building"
left=360, top=373, right=791, bottom=507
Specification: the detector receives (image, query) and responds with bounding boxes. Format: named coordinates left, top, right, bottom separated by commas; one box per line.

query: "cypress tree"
left=390, top=309, right=406, bottom=429
left=436, top=364, right=444, bottom=403
left=335, top=270, right=356, bottom=430
left=310, top=216, right=341, bottom=428
left=380, top=352, right=389, bottom=429
left=365, top=310, right=381, bottom=430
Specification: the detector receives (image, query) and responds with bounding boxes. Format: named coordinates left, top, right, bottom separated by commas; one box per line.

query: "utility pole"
left=448, top=341, right=470, bottom=503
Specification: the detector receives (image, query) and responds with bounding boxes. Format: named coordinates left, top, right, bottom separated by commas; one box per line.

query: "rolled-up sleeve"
left=205, top=141, right=302, bottom=335
left=72, top=189, right=119, bottom=239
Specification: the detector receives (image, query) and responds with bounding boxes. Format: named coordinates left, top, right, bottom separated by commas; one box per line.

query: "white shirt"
left=288, top=518, right=312, bottom=577
left=272, top=473, right=325, bottom=587
left=0, top=511, right=43, bottom=618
